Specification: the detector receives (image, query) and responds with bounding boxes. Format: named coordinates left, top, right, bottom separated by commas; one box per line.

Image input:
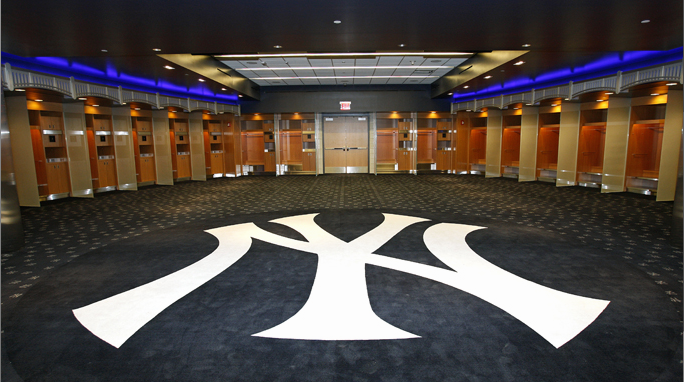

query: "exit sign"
left=340, top=101, right=351, bottom=110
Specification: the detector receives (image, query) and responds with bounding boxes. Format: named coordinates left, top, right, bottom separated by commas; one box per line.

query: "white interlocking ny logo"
left=73, top=213, right=609, bottom=349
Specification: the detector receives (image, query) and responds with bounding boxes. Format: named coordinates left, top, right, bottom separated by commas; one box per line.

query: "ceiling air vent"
left=246, top=61, right=259, bottom=65
left=413, top=69, right=434, bottom=75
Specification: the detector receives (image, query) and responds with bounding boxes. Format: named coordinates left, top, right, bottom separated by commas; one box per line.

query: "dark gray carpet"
left=2, top=175, right=682, bottom=381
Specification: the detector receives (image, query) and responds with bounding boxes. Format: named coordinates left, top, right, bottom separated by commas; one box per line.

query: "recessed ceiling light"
left=641, top=19, right=650, bottom=23
left=466, top=109, right=472, bottom=112
left=14, top=88, right=25, bottom=91
left=551, top=104, right=558, bottom=106
left=171, top=110, right=177, bottom=113
left=398, top=44, right=405, bottom=47
left=238, top=95, right=243, bottom=97
left=666, top=82, right=678, bottom=86
left=78, top=97, right=87, bottom=100
left=605, top=92, right=614, bottom=95
left=135, top=107, right=141, bottom=110
left=92, top=104, right=99, bottom=107
left=221, top=88, right=227, bottom=91
left=463, top=85, right=469, bottom=89
left=448, top=93, right=453, bottom=95
left=199, top=79, right=205, bottom=82
left=513, top=61, right=525, bottom=66
left=484, top=75, right=492, bottom=79
left=596, top=100, right=604, bottom=102
left=651, top=93, right=659, bottom=96
left=153, top=48, right=161, bottom=52
left=34, top=99, right=43, bottom=102
left=101, top=49, right=108, bottom=53
left=273, top=45, right=282, bottom=49
left=164, top=65, right=175, bottom=70
left=334, top=20, right=341, bottom=24
left=513, top=107, right=520, bottom=110
left=522, top=44, right=531, bottom=48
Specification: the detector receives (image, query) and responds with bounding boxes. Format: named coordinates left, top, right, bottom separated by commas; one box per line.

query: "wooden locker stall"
left=85, top=104, right=118, bottom=193
left=535, top=102, right=562, bottom=183
left=454, top=111, right=488, bottom=175
left=279, top=113, right=315, bottom=174
left=576, top=100, right=608, bottom=188
left=111, top=107, right=137, bottom=191
left=416, top=112, right=451, bottom=173
left=518, top=106, right=540, bottom=182
left=623, top=88, right=675, bottom=197
left=376, top=112, right=413, bottom=173
left=169, top=109, right=192, bottom=181
left=26, top=96, right=71, bottom=201
left=240, top=113, right=274, bottom=175
left=222, top=113, right=241, bottom=177
left=501, top=109, right=522, bottom=179
left=132, top=107, right=156, bottom=186
left=203, top=114, right=225, bottom=178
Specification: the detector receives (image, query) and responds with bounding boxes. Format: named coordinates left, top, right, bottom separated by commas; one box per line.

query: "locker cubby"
left=203, top=119, right=225, bottom=178
left=376, top=112, right=414, bottom=173
left=132, top=116, right=156, bottom=185
left=86, top=112, right=118, bottom=192
left=625, top=103, right=667, bottom=195
left=534, top=111, right=560, bottom=182
left=28, top=107, right=72, bottom=200
left=170, top=117, right=192, bottom=180
left=278, top=113, right=317, bottom=174
left=576, top=108, right=608, bottom=188
left=501, top=114, right=522, bottom=178
left=417, top=113, right=452, bottom=172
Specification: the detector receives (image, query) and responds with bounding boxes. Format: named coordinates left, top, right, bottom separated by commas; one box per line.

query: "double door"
left=323, top=116, right=369, bottom=173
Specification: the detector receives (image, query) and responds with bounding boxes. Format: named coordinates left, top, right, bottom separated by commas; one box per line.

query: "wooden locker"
left=45, top=163, right=70, bottom=194
left=264, top=152, right=276, bottom=172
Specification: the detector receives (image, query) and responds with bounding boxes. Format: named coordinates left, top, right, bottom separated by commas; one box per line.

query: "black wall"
left=240, top=85, right=451, bottom=114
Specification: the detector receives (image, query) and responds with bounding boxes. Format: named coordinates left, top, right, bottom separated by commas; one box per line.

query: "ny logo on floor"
left=73, top=213, right=609, bottom=349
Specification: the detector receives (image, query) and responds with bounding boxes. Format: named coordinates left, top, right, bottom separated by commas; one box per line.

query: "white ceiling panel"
left=377, top=56, right=403, bottom=65
left=332, top=59, right=355, bottom=66
left=261, top=57, right=287, bottom=65
left=336, top=78, right=353, bottom=85
left=446, top=58, right=467, bottom=66
left=373, top=68, right=395, bottom=76
left=238, top=60, right=264, bottom=68
left=423, top=58, right=448, bottom=66
left=309, top=59, right=333, bottom=67
left=387, top=78, right=408, bottom=84
left=293, top=69, right=316, bottom=77
left=318, top=78, right=337, bottom=85
left=334, top=69, right=354, bottom=76
left=354, top=69, right=375, bottom=76
left=313, top=69, right=335, bottom=76
left=255, top=70, right=277, bottom=77
left=400, top=57, right=425, bottom=66
left=405, top=78, right=423, bottom=85
left=370, top=78, right=389, bottom=85
left=285, top=57, right=311, bottom=66
left=353, top=78, right=372, bottom=85
left=356, top=58, right=379, bottom=66
left=275, top=69, right=297, bottom=77
left=301, top=79, right=321, bottom=85
left=393, top=68, right=416, bottom=76
left=283, top=79, right=304, bottom=85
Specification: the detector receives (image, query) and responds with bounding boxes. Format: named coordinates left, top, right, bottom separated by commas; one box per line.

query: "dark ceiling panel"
left=2, top=0, right=682, bottom=99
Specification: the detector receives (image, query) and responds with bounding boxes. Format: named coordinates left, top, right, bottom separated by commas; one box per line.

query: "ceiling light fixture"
left=135, top=108, right=141, bottom=110
left=34, top=99, right=43, bottom=102
left=255, top=75, right=438, bottom=80
left=448, top=93, right=453, bottom=95
left=92, top=104, right=99, bottom=107
left=221, top=88, right=226, bottom=91
left=199, top=78, right=205, bottom=82
left=484, top=75, right=492, bottom=79
left=651, top=93, right=659, bottom=96
left=641, top=19, right=650, bottom=23
left=463, top=85, right=469, bottom=89
left=605, top=92, right=614, bottom=95
left=551, top=104, right=558, bottom=106
left=274, top=45, right=282, bottom=49
left=513, top=61, right=525, bottom=65
left=153, top=48, right=161, bottom=52
left=596, top=100, right=604, bottom=102
left=334, top=20, right=341, bottom=24
left=78, top=97, right=87, bottom=100
left=398, top=44, right=405, bottom=48
left=522, top=44, right=531, bottom=48
left=238, top=95, right=243, bottom=97
left=101, top=49, right=108, bottom=53
left=217, top=51, right=470, bottom=59
left=164, top=65, right=175, bottom=70
left=14, top=88, right=25, bottom=91
left=666, top=82, right=678, bottom=86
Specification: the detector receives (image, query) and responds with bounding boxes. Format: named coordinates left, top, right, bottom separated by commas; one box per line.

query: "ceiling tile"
left=309, top=59, right=333, bottom=67
left=377, top=56, right=403, bottom=65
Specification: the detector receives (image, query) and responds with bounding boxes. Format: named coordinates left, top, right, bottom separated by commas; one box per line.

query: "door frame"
left=322, top=113, right=370, bottom=174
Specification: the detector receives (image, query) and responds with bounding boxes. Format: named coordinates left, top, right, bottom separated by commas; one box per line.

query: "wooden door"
left=302, top=151, right=316, bottom=171
left=264, top=152, right=276, bottom=172
left=436, top=150, right=451, bottom=170
left=210, top=153, right=224, bottom=174
left=417, top=130, right=435, bottom=164
left=176, top=155, right=191, bottom=178
left=323, top=116, right=368, bottom=173
left=398, top=150, right=412, bottom=170
left=139, top=157, right=156, bottom=182
left=46, top=163, right=70, bottom=194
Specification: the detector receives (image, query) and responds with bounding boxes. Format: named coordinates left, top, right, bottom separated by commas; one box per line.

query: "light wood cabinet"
left=210, top=153, right=224, bottom=174
left=138, top=156, right=156, bottom=183
left=302, top=151, right=316, bottom=171
left=45, top=162, right=70, bottom=194
left=96, top=159, right=117, bottom=188
left=176, top=155, right=192, bottom=178
left=397, top=150, right=412, bottom=171
left=264, top=152, right=276, bottom=172
left=436, top=150, right=451, bottom=170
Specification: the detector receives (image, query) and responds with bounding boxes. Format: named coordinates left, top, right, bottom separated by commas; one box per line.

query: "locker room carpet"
left=2, top=175, right=682, bottom=382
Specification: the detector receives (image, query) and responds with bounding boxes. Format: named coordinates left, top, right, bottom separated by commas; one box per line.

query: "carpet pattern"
left=2, top=174, right=682, bottom=381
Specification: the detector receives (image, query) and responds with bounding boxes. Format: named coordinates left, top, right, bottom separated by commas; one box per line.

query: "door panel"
left=323, top=116, right=369, bottom=173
